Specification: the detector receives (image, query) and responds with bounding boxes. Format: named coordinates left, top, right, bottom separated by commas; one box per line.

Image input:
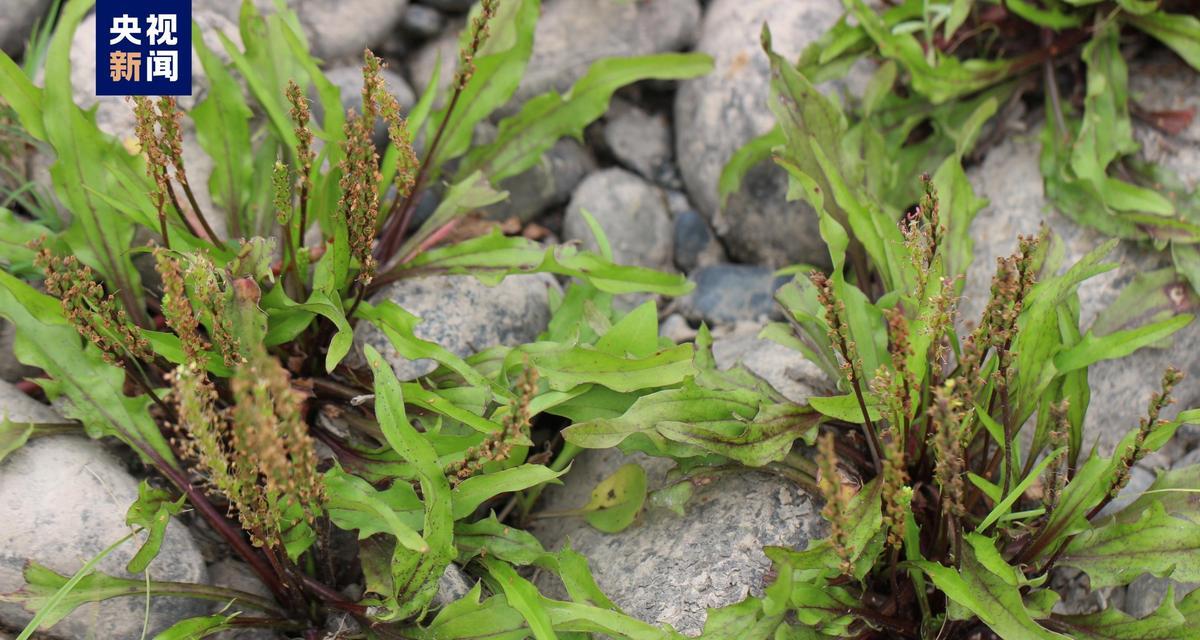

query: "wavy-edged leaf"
left=403, top=228, right=692, bottom=296
left=1052, top=585, right=1200, bottom=639
left=915, top=535, right=1069, bottom=639
left=460, top=52, right=712, bottom=184
left=452, top=464, right=567, bottom=519
left=124, top=481, right=185, bottom=573
left=1058, top=501, right=1200, bottom=589
left=0, top=271, right=176, bottom=466
left=363, top=344, right=455, bottom=620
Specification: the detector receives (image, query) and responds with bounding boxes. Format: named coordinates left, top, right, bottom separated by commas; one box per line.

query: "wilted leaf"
left=582, top=463, right=647, bottom=533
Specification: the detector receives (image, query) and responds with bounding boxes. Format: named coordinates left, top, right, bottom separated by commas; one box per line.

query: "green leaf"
left=808, top=393, right=882, bottom=424
left=455, top=515, right=547, bottom=566
left=1052, top=585, right=1200, bottom=639
left=453, top=464, right=567, bottom=519
left=190, top=21, right=254, bottom=234
left=40, top=0, right=145, bottom=308
left=363, top=344, right=455, bottom=620
left=581, top=463, right=648, bottom=533
left=356, top=299, right=495, bottom=392
left=1126, top=12, right=1200, bottom=71
left=0, top=48, right=45, bottom=141
left=0, top=418, right=34, bottom=463
left=460, top=52, right=712, bottom=184
left=718, top=127, right=783, bottom=209
left=915, top=535, right=1069, bottom=639
left=0, top=271, right=177, bottom=467
left=403, top=229, right=692, bottom=296
left=1005, top=0, right=1085, bottom=29
left=976, top=448, right=1064, bottom=532
left=397, top=170, right=508, bottom=263
left=429, top=0, right=541, bottom=167
left=526, top=342, right=694, bottom=393
left=323, top=464, right=424, bottom=547
left=765, top=479, right=883, bottom=581
left=564, top=381, right=819, bottom=467
left=151, top=615, right=235, bottom=640
left=7, top=533, right=135, bottom=639
left=124, top=481, right=185, bottom=574
left=482, top=557, right=559, bottom=640
left=1053, top=314, right=1193, bottom=374
left=1058, top=501, right=1200, bottom=589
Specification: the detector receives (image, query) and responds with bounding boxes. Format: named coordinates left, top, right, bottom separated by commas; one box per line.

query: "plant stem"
left=377, top=82, right=466, bottom=266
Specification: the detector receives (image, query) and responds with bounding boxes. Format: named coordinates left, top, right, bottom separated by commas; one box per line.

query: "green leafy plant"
left=562, top=26, right=1200, bottom=640
left=0, top=0, right=718, bottom=636
left=725, top=0, right=1200, bottom=289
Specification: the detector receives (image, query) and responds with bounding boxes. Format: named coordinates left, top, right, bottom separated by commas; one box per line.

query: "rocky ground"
left=2, top=0, right=1199, bottom=637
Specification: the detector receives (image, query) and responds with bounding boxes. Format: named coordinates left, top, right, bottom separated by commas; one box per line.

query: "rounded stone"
left=0, top=384, right=208, bottom=639
left=483, top=133, right=595, bottom=223
left=710, top=323, right=830, bottom=404
left=676, top=264, right=787, bottom=327
left=400, top=4, right=447, bottom=40
left=354, top=273, right=559, bottom=380
left=0, top=320, right=40, bottom=384
left=207, top=0, right=409, bottom=62
left=410, top=0, right=701, bottom=113
left=0, top=0, right=53, bottom=57
left=563, top=168, right=674, bottom=272
left=529, top=447, right=827, bottom=635
left=674, top=0, right=844, bottom=269
left=672, top=209, right=725, bottom=272
left=603, top=100, right=676, bottom=187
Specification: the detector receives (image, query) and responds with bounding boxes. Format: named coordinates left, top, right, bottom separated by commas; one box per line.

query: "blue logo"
left=95, top=0, right=192, bottom=96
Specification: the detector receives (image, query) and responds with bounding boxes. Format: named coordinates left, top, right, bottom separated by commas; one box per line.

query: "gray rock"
left=604, top=101, right=676, bottom=186
left=677, top=264, right=785, bottom=327
left=675, top=0, right=843, bottom=269
left=1123, top=572, right=1200, bottom=620
left=318, top=65, right=416, bottom=151
left=711, top=324, right=829, bottom=403
left=0, top=380, right=59, bottom=425
left=0, top=321, right=40, bottom=384
left=416, top=0, right=475, bottom=12
left=964, top=130, right=1200, bottom=459
left=673, top=209, right=725, bottom=272
left=411, top=0, right=701, bottom=111
left=0, top=0, right=52, bottom=57
left=660, top=313, right=697, bottom=344
left=206, top=559, right=281, bottom=640
left=208, top=0, right=409, bottom=61
left=483, top=134, right=595, bottom=223
left=430, top=563, right=474, bottom=609
left=563, top=168, right=674, bottom=272
left=0, top=382, right=207, bottom=639
left=401, top=4, right=447, bottom=40
left=1130, top=51, right=1200, bottom=192
left=355, top=274, right=558, bottom=380
left=528, top=447, right=826, bottom=635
